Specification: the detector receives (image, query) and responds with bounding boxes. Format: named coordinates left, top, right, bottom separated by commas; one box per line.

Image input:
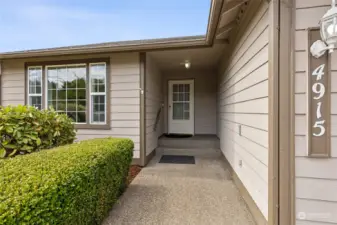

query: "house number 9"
left=312, top=63, right=326, bottom=137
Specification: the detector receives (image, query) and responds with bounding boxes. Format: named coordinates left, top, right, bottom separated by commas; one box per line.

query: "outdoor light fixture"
left=184, top=61, right=191, bottom=69
left=311, top=0, right=337, bottom=58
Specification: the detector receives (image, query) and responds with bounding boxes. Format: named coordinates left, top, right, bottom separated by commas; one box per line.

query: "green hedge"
left=0, top=138, right=134, bottom=225
left=0, top=105, right=76, bottom=158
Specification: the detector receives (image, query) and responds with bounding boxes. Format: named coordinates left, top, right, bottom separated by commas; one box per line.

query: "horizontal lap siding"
left=217, top=1, right=269, bottom=219
left=1, top=53, right=141, bottom=159
left=295, top=1, right=337, bottom=224
left=145, top=55, right=163, bottom=156
left=1, top=61, right=25, bottom=106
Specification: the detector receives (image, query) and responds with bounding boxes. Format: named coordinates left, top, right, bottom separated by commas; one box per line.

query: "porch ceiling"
left=148, top=0, right=251, bottom=71
left=148, top=44, right=226, bottom=70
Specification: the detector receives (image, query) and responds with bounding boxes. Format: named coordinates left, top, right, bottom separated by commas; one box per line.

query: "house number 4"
left=312, top=64, right=326, bottom=137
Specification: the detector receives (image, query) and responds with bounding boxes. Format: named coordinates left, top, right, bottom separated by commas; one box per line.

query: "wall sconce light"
left=311, top=0, right=337, bottom=58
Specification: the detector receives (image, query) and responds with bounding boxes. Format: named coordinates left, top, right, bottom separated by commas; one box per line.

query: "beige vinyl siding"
left=0, top=53, right=141, bottom=159
left=145, top=55, right=163, bottom=156
left=217, top=1, right=269, bottom=219
left=295, top=1, right=337, bottom=224
left=163, top=68, right=217, bottom=134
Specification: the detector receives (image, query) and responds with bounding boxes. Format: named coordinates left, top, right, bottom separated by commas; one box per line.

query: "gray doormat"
left=164, top=134, right=192, bottom=138
left=159, top=155, right=195, bottom=164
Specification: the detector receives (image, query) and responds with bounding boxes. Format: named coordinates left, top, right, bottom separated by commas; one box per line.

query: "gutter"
left=205, top=0, right=225, bottom=45
left=0, top=37, right=207, bottom=60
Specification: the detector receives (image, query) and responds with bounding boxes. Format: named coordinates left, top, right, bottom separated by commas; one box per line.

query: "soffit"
left=148, top=44, right=226, bottom=70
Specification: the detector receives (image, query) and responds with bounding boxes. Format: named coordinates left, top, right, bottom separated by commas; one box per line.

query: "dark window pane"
left=77, top=101, right=86, bottom=111
left=185, top=84, right=190, bottom=92
left=77, top=78, right=86, bottom=89
left=57, top=90, right=66, bottom=100
left=179, top=84, right=184, bottom=92
left=48, top=101, right=57, bottom=110
left=67, top=101, right=77, bottom=111
left=93, top=114, right=99, bottom=122
left=77, top=112, right=86, bottom=123
left=67, top=112, right=77, bottom=122
left=57, top=101, right=66, bottom=111
left=36, top=86, right=42, bottom=94
left=179, top=93, right=184, bottom=101
left=48, top=90, right=57, bottom=101
left=77, top=89, right=86, bottom=100
left=92, top=95, right=105, bottom=123
left=185, top=93, right=190, bottom=101
left=98, top=84, right=105, bottom=92
left=173, top=103, right=183, bottom=120
left=99, top=113, right=105, bottom=122
left=93, top=84, right=98, bottom=93
left=29, top=96, right=42, bottom=110
left=48, top=79, right=57, bottom=89
left=29, top=87, right=35, bottom=94
left=173, top=84, right=178, bottom=92
left=67, top=89, right=77, bottom=100
left=173, top=93, right=178, bottom=101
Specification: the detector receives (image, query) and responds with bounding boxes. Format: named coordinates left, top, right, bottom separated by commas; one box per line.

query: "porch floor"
left=103, top=151, right=256, bottom=225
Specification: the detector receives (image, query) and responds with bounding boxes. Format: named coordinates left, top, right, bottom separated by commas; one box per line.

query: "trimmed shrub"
left=0, top=138, right=134, bottom=225
left=0, top=105, right=76, bottom=158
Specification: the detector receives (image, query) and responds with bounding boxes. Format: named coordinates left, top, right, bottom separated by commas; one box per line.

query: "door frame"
left=167, top=79, right=195, bottom=135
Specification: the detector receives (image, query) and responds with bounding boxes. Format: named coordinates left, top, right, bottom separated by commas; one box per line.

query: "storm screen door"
left=168, top=79, right=194, bottom=135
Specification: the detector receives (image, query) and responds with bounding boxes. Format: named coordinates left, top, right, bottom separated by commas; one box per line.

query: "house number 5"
left=312, top=64, right=326, bottom=137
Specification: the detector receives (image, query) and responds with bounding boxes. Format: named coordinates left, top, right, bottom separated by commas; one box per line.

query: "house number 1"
left=312, top=63, right=326, bottom=137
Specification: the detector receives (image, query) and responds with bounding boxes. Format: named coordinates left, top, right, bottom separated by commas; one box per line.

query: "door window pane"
left=171, top=83, right=191, bottom=120
left=173, top=103, right=184, bottom=120
left=173, top=84, right=178, bottom=92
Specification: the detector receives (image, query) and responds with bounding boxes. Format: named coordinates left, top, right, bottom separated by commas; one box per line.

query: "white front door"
left=168, top=79, right=194, bottom=135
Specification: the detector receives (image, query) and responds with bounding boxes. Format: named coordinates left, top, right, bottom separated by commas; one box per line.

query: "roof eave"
left=0, top=38, right=208, bottom=59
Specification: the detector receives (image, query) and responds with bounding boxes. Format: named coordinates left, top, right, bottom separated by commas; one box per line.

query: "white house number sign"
left=308, top=28, right=331, bottom=158
left=311, top=64, right=326, bottom=137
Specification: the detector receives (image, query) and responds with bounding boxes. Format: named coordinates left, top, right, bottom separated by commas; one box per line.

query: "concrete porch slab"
left=103, top=153, right=256, bottom=225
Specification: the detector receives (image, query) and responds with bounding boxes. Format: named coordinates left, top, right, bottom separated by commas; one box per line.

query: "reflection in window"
left=46, top=65, right=87, bottom=123
left=90, top=63, right=106, bottom=124
left=27, top=62, right=108, bottom=126
left=28, top=67, right=42, bottom=109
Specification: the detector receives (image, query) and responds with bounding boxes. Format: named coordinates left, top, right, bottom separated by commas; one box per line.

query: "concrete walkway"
left=103, top=151, right=256, bottom=225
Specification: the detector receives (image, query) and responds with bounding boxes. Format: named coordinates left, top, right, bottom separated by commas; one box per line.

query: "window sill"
left=75, top=124, right=110, bottom=130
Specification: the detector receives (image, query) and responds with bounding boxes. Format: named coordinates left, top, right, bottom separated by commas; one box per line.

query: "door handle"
left=169, top=105, right=171, bottom=108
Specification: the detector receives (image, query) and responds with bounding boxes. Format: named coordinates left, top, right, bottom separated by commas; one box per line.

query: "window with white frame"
left=27, top=60, right=108, bottom=127
left=27, top=67, right=43, bottom=109
left=90, top=63, right=107, bottom=124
